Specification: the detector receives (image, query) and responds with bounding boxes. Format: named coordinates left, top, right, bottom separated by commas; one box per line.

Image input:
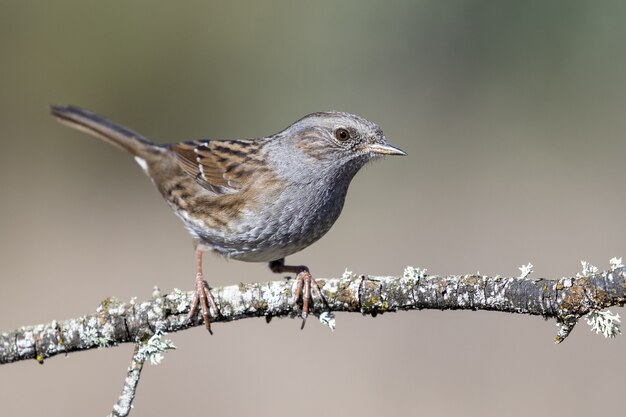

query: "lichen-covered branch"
left=109, top=344, right=145, bottom=417
left=2, top=266, right=626, bottom=366
left=105, top=328, right=175, bottom=417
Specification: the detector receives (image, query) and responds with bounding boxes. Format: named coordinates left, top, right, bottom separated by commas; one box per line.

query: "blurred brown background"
left=1, top=1, right=626, bottom=416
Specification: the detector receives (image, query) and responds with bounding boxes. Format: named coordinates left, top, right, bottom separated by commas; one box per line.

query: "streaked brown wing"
left=171, top=139, right=263, bottom=194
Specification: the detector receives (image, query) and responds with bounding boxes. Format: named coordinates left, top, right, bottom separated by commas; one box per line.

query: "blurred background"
left=1, top=1, right=625, bottom=416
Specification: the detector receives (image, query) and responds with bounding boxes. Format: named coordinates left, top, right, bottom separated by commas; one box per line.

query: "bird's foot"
left=188, top=273, right=219, bottom=334
left=269, top=259, right=325, bottom=328
left=293, top=269, right=325, bottom=328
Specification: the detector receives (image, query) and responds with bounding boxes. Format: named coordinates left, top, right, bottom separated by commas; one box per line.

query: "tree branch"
left=2, top=266, right=625, bottom=367
left=3, top=266, right=625, bottom=415
left=109, top=343, right=145, bottom=417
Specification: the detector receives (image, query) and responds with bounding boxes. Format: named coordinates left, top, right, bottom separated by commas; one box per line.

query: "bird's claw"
left=293, top=270, right=324, bottom=328
left=188, top=273, right=219, bottom=334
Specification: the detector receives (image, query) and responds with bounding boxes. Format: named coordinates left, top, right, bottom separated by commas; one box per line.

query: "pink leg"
left=188, top=246, right=219, bottom=333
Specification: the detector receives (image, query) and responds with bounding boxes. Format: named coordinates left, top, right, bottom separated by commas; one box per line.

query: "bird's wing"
left=170, top=139, right=265, bottom=195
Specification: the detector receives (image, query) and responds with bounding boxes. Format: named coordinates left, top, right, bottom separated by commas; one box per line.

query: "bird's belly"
left=178, top=187, right=345, bottom=262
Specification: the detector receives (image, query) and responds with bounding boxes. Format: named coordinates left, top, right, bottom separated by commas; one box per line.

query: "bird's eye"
left=335, top=128, right=350, bottom=141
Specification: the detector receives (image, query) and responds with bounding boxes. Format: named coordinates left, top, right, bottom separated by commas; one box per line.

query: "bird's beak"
left=366, top=142, right=407, bottom=156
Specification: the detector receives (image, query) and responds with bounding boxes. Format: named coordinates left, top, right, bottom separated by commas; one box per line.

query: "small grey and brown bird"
left=50, top=105, right=406, bottom=331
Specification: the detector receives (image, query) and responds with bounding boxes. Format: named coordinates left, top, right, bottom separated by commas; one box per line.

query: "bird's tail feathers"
left=50, top=105, right=160, bottom=157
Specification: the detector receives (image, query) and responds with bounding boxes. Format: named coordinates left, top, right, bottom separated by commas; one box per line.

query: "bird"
left=50, top=105, right=406, bottom=331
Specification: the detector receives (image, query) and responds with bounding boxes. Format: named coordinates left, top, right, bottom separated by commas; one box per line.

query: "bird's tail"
left=50, top=105, right=161, bottom=157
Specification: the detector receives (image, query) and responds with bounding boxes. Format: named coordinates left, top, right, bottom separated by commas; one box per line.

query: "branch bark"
left=2, top=267, right=626, bottom=366
left=109, top=343, right=145, bottom=417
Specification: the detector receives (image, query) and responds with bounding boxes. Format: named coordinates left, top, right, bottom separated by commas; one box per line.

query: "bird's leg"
left=188, top=246, right=219, bottom=333
left=268, top=258, right=324, bottom=328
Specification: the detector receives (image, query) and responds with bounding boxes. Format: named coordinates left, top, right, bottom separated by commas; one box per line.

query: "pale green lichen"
left=609, top=257, right=624, bottom=271
left=78, top=317, right=101, bottom=347
left=170, top=288, right=190, bottom=313
left=403, top=266, right=427, bottom=279
left=152, top=286, right=161, bottom=299
left=518, top=263, right=533, bottom=279
left=342, top=268, right=353, bottom=279
left=16, top=331, right=35, bottom=356
left=98, top=322, right=117, bottom=348
left=137, top=329, right=176, bottom=365
left=319, top=311, right=336, bottom=331
left=577, top=261, right=598, bottom=277
left=263, top=281, right=288, bottom=311
left=578, top=259, right=623, bottom=339
left=585, top=310, right=621, bottom=338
